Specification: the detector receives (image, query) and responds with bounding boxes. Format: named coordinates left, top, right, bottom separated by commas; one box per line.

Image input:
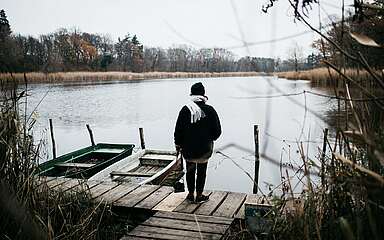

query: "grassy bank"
left=0, top=79, right=130, bottom=239
left=0, top=71, right=263, bottom=84
left=276, top=67, right=381, bottom=87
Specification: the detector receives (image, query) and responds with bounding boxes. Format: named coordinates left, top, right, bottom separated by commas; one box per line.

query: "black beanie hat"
left=191, top=82, right=205, bottom=96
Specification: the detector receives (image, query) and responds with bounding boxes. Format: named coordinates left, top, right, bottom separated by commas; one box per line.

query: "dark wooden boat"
left=89, top=149, right=183, bottom=185
left=38, top=143, right=135, bottom=179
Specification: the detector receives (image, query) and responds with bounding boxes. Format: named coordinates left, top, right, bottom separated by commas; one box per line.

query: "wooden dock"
left=38, top=177, right=268, bottom=239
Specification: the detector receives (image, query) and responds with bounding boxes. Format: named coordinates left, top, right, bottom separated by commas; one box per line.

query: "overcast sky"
left=3, top=0, right=353, bottom=59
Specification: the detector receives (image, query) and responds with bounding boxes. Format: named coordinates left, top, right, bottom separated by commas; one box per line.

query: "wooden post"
left=253, top=125, right=260, bottom=194
left=86, top=124, right=95, bottom=146
left=320, top=128, right=328, bottom=186
left=139, top=127, right=146, bottom=149
left=49, top=119, right=56, bottom=159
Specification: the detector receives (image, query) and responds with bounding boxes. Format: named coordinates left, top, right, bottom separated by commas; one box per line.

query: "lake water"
left=27, top=76, right=332, bottom=194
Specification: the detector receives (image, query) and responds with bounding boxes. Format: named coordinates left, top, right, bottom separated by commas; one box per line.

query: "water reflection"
left=27, top=76, right=332, bottom=194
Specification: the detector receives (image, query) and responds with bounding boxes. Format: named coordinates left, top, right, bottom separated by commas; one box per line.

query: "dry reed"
left=0, top=71, right=263, bottom=84
left=0, top=78, right=122, bottom=240
left=276, top=67, right=381, bottom=88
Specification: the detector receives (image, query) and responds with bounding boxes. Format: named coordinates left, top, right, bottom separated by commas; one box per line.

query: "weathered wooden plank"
left=89, top=182, right=119, bottom=199
left=97, top=183, right=139, bottom=203
left=153, top=192, right=188, bottom=212
left=47, top=177, right=72, bottom=189
left=142, top=217, right=228, bottom=234
left=174, top=191, right=211, bottom=214
left=35, top=176, right=57, bottom=186
left=127, top=226, right=221, bottom=240
left=110, top=171, right=153, bottom=177
left=213, top=192, right=247, bottom=218
left=69, top=180, right=101, bottom=193
left=140, top=158, right=173, bottom=167
left=135, top=186, right=174, bottom=209
left=135, top=165, right=152, bottom=173
left=144, top=166, right=156, bottom=173
left=234, top=194, right=263, bottom=219
left=54, top=178, right=84, bottom=192
left=55, top=163, right=96, bottom=168
left=85, top=180, right=103, bottom=189
left=194, top=191, right=228, bottom=216
left=115, top=184, right=160, bottom=207
left=132, top=225, right=222, bottom=240
left=154, top=211, right=233, bottom=225
left=126, top=231, right=200, bottom=240
left=147, top=166, right=163, bottom=174
left=120, top=237, right=148, bottom=240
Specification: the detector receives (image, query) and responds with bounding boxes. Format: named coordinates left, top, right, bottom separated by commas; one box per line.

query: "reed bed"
left=269, top=133, right=384, bottom=240
left=269, top=64, right=384, bottom=239
left=0, top=71, right=262, bottom=84
left=0, top=78, right=125, bottom=239
left=276, top=67, right=381, bottom=88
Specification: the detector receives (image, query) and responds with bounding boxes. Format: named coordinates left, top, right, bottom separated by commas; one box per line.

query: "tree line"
left=0, top=10, right=281, bottom=73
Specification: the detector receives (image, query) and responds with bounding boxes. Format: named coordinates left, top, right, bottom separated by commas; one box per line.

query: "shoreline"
left=0, top=71, right=267, bottom=84
left=275, top=67, right=378, bottom=87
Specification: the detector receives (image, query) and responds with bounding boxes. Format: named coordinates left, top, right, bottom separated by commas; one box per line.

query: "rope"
left=232, top=90, right=384, bottom=102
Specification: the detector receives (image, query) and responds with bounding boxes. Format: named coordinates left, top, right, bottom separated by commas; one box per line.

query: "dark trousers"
left=186, top=161, right=208, bottom=193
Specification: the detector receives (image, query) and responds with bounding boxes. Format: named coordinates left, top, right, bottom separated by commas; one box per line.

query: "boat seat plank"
left=55, top=163, right=96, bottom=168
left=93, top=148, right=124, bottom=154
left=194, top=191, right=228, bottom=216
left=153, top=192, right=188, bottom=212
left=141, top=216, right=229, bottom=234
left=110, top=171, right=153, bottom=177
left=174, top=191, right=212, bottom=214
left=154, top=211, right=233, bottom=225
left=97, top=183, right=139, bottom=203
left=135, top=186, right=174, bottom=209
left=140, top=154, right=175, bottom=161
left=115, top=184, right=161, bottom=208
left=212, top=192, right=247, bottom=218
left=234, top=194, right=263, bottom=219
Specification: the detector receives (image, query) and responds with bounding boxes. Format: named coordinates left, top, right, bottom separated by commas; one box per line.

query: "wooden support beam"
left=320, top=128, right=329, bottom=185
left=86, top=124, right=95, bottom=146
left=49, top=119, right=56, bottom=159
left=139, top=127, right=146, bottom=149
left=253, top=125, right=260, bottom=194
left=110, top=171, right=153, bottom=177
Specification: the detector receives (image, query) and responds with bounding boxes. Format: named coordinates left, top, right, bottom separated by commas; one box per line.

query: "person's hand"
left=175, top=145, right=181, bottom=153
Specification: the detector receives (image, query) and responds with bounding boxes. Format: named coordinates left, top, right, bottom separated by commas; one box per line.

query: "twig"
left=333, top=152, right=384, bottom=186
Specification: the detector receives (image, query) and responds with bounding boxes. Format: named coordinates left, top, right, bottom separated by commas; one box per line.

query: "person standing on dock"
left=174, top=82, right=221, bottom=203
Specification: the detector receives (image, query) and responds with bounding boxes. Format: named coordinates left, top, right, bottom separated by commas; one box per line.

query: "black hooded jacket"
left=174, top=101, right=221, bottom=159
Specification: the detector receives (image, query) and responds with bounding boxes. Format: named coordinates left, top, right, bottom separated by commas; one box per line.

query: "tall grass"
left=0, top=71, right=263, bottom=84
left=269, top=65, right=384, bottom=239
left=270, top=133, right=384, bottom=239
